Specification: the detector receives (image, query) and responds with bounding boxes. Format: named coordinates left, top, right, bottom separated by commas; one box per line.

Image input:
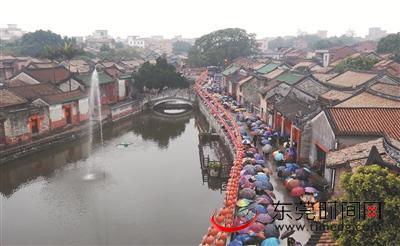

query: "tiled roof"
left=0, top=89, right=27, bottom=108
left=329, top=46, right=357, bottom=63
left=259, top=80, right=281, bottom=95
left=319, top=90, right=353, bottom=103
left=327, top=71, right=378, bottom=88
left=312, top=72, right=338, bottom=82
left=8, top=83, right=61, bottom=101
left=369, top=82, right=400, bottom=98
left=326, top=138, right=385, bottom=167
left=335, top=91, right=400, bottom=108
left=295, top=78, right=329, bottom=98
left=275, top=94, right=318, bottom=122
left=76, top=71, right=114, bottom=86
left=222, top=65, right=239, bottom=76
left=41, top=90, right=87, bottom=105
left=326, top=107, right=400, bottom=140
left=256, top=63, right=280, bottom=74
left=275, top=72, right=305, bottom=85
left=23, top=66, right=72, bottom=84
left=5, top=79, right=29, bottom=87
left=261, top=68, right=286, bottom=80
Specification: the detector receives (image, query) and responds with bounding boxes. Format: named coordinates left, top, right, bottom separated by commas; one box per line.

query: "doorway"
left=64, top=107, right=72, bottom=124
left=31, top=118, right=39, bottom=134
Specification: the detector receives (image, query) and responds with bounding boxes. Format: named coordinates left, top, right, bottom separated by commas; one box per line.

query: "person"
left=253, top=134, right=258, bottom=147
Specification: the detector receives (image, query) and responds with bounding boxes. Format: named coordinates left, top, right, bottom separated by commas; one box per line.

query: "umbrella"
left=286, top=179, right=302, bottom=190
left=242, top=139, right=251, bottom=145
left=276, top=166, right=286, bottom=173
left=290, top=186, right=305, bottom=197
left=264, top=224, right=280, bottom=238
left=295, top=168, right=308, bottom=179
left=285, top=163, right=298, bottom=172
left=255, top=165, right=264, bottom=172
left=256, top=159, right=266, bottom=165
left=256, top=197, right=272, bottom=206
left=250, top=222, right=265, bottom=233
left=228, top=240, right=244, bottom=246
left=274, top=152, right=284, bottom=161
left=254, top=153, right=262, bottom=160
left=240, top=129, right=247, bottom=135
left=256, top=213, right=273, bottom=224
left=259, top=194, right=274, bottom=204
left=261, top=237, right=280, bottom=246
left=241, top=181, right=255, bottom=189
left=239, top=188, right=256, bottom=199
left=305, top=187, right=318, bottom=193
left=236, top=198, right=252, bottom=207
left=262, top=144, right=273, bottom=154
left=256, top=120, right=262, bottom=124
left=236, top=207, right=250, bottom=217
left=265, top=190, right=276, bottom=200
left=243, top=165, right=256, bottom=175
left=251, top=122, right=258, bottom=127
left=261, top=139, right=271, bottom=146
left=255, top=173, right=269, bottom=182
left=249, top=204, right=267, bottom=214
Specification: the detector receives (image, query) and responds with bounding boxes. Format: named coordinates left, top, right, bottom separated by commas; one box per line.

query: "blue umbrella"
left=256, top=159, right=266, bottom=165
left=274, top=152, right=284, bottom=161
left=240, top=129, right=247, bottom=135
left=255, top=173, right=269, bottom=182
left=249, top=203, right=267, bottom=214
left=261, top=139, right=270, bottom=145
left=228, top=239, right=244, bottom=246
left=254, top=180, right=270, bottom=190
left=261, top=237, right=280, bottom=246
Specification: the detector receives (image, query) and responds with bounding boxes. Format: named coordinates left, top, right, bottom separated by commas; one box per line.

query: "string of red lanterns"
left=195, top=71, right=245, bottom=246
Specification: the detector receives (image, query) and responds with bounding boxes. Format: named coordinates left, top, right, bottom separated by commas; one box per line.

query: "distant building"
left=257, top=38, right=273, bottom=52
left=127, top=36, right=146, bottom=48
left=85, top=30, right=114, bottom=52
left=316, top=30, right=328, bottom=39
left=366, top=27, right=387, bottom=40
left=0, top=24, right=24, bottom=41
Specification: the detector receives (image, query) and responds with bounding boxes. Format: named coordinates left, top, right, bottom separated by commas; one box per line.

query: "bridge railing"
left=143, top=88, right=196, bottom=104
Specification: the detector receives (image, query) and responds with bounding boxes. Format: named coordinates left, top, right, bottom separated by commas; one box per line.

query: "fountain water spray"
left=84, top=67, right=105, bottom=180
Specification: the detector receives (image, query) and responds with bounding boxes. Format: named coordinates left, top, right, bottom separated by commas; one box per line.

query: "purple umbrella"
left=250, top=222, right=265, bottom=233
left=250, top=204, right=267, bottom=214
left=264, top=224, right=280, bottom=238
left=243, top=165, right=256, bottom=175
left=239, top=188, right=256, bottom=199
left=305, top=187, right=318, bottom=193
left=256, top=213, right=274, bottom=224
left=256, top=197, right=272, bottom=206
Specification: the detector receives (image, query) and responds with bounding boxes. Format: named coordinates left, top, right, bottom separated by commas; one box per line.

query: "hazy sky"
left=1, top=0, right=399, bottom=39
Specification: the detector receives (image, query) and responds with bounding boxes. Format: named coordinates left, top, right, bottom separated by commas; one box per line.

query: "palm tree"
left=60, top=40, right=83, bottom=90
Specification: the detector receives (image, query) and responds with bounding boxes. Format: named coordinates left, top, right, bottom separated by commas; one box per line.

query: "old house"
left=10, top=66, right=84, bottom=92
left=309, top=107, right=400, bottom=177
left=35, top=90, right=89, bottom=129
left=0, top=89, right=48, bottom=145
left=325, top=70, right=378, bottom=89
left=258, top=81, right=291, bottom=125
left=224, top=68, right=249, bottom=98
left=77, top=69, right=119, bottom=105
left=236, top=76, right=267, bottom=113
left=61, top=59, right=91, bottom=74
left=325, top=137, right=400, bottom=197
left=373, top=59, right=400, bottom=78
left=7, top=83, right=89, bottom=130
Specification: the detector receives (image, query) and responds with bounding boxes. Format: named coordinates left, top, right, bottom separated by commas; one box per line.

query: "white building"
left=0, top=24, right=24, bottom=40
left=366, top=27, right=387, bottom=40
left=127, top=36, right=146, bottom=48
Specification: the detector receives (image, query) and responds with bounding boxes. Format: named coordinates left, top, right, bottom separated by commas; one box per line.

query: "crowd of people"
left=197, top=71, right=322, bottom=246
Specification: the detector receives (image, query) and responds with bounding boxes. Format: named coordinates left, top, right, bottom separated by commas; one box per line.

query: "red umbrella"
left=286, top=179, right=302, bottom=191
left=290, top=186, right=305, bottom=197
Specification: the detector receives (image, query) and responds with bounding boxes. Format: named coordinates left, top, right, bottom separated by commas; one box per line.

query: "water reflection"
left=0, top=109, right=229, bottom=245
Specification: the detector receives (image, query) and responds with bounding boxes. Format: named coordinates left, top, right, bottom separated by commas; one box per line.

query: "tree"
left=172, top=40, right=192, bottom=55
left=312, top=35, right=359, bottom=50
left=377, top=33, right=400, bottom=54
left=268, top=37, right=295, bottom=50
left=332, top=165, right=400, bottom=245
left=132, top=57, right=188, bottom=92
left=187, top=28, right=259, bottom=66
left=334, top=56, right=379, bottom=73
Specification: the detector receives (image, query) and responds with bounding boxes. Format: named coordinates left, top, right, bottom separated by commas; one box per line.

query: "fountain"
left=83, top=67, right=105, bottom=181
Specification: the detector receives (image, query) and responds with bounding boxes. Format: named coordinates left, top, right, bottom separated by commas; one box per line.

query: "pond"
left=0, top=110, right=227, bottom=245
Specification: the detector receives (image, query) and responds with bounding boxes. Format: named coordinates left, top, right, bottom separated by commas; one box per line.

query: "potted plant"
left=208, top=161, right=221, bottom=177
